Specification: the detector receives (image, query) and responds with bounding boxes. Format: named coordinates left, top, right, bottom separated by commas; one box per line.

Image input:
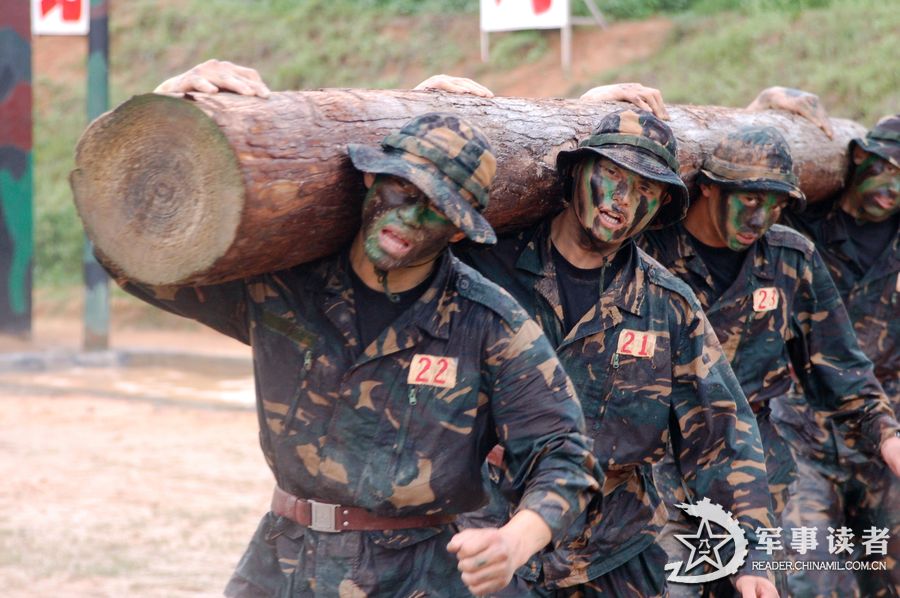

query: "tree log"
left=70, top=90, right=863, bottom=286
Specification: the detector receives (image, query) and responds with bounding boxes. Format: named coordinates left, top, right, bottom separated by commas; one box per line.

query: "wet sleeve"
left=670, top=301, right=775, bottom=579
left=487, top=318, right=601, bottom=541
left=107, top=267, right=251, bottom=345
left=792, top=249, right=900, bottom=452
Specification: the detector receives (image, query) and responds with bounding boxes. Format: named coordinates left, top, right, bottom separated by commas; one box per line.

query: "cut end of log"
left=70, top=93, right=245, bottom=286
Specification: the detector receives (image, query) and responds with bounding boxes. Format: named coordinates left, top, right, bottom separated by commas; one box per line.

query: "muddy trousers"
left=780, top=453, right=900, bottom=598
left=653, top=409, right=792, bottom=598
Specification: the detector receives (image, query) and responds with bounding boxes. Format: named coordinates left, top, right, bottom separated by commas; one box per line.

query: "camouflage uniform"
left=458, top=111, right=774, bottom=596
left=110, top=113, right=599, bottom=597
left=644, top=126, right=900, bottom=598
left=775, top=115, right=900, bottom=598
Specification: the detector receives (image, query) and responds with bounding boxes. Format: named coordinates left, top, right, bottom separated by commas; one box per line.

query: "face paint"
left=711, top=187, right=787, bottom=251
left=571, top=156, right=665, bottom=249
left=360, top=175, right=459, bottom=271
left=842, top=153, right=900, bottom=223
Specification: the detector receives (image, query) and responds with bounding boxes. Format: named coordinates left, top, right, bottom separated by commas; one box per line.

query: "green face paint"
left=714, top=188, right=786, bottom=252
left=360, top=175, right=458, bottom=271
left=842, top=153, right=900, bottom=223
left=572, top=156, right=664, bottom=249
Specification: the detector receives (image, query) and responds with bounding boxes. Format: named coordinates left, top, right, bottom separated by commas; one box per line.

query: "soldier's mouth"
left=736, top=231, right=757, bottom=245
left=871, top=192, right=897, bottom=211
left=379, top=227, right=412, bottom=257
left=598, top=209, right=625, bottom=230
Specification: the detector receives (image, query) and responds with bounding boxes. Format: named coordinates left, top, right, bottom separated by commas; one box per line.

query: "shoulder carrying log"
left=70, top=90, right=864, bottom=286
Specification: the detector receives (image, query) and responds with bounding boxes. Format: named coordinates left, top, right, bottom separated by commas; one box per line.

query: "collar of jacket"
left=313, top=247, right=457, bottom=342
left=514, top=219, right=645, bottom=319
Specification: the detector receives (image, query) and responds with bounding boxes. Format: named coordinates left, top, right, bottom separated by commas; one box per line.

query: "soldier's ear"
left=363, top=172, right=377, bottom=188
left=698, top=182, right=715, bottom=200
left=449, top=231, right=467, bottom=243
left=851, top=144, right=869, bottom=166
left=660, top=189, right=672, bottom=206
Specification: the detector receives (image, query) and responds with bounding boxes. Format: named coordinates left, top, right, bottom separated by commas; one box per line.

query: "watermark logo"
left=665, top=497, right=748, bottom=583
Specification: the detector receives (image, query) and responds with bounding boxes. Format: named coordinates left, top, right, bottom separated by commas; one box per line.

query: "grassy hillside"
left=32, top=0, right=897, bottom=289
left=592, top=0, right=899, bottom=124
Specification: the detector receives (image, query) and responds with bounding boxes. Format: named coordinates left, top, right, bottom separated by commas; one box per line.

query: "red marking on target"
left=41, top=0, right=82, bottom=21
left=494, top=0, right=553, bottom=14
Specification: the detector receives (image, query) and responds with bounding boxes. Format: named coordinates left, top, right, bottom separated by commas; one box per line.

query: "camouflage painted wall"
left=0, top=2, right=34, bottom=335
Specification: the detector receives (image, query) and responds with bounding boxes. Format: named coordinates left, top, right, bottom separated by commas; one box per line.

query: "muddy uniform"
left=776, top=197, right=900, bottom=598
left=459, top=223, right=773, bottom=595
left=642, top=222, right=899, bottom=518
left=113, top=248, right=598, bottom=597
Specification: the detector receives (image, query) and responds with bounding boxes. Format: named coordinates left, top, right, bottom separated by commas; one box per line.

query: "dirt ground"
left=0, top=307, right=272, bottom=598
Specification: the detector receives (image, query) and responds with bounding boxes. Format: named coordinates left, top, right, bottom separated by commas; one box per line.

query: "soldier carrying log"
left=100, top=63, right=602, bottom=597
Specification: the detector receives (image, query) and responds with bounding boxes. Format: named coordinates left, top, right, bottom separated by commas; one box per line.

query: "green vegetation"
left=33, top=0, right=895, bottom=288
left=590, top=0, right=898, bottom=124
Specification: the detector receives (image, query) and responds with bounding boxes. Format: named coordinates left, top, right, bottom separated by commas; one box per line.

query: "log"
left=70, top=90, right=863, bottom=286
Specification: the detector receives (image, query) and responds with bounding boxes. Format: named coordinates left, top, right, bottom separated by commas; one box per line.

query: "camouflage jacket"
left=113, top=248, right=599, bottom=539
left=459, top=222, right=773, bottom=587
left=640, top=223, right=900, bottom=464
left=784, top=202, right=900, bottom=401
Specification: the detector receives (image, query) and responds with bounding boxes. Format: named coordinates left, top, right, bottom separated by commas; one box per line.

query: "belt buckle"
left=308, top=500, right=340, bottom=533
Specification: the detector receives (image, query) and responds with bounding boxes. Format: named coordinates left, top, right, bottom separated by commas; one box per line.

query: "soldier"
left=638, top=124, right=900, bottom=598
left=750, top=93, right=900, bottom=597
left=458, top=109, right=778, bottom=597
left=107, top=91, right=601, bottom=595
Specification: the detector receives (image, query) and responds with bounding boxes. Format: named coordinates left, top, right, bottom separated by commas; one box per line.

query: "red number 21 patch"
left=752, top=287, right=779, bottom=312
left=616, top=330, right=657, bottom=358
left=407, top=354, right=458, bottom=388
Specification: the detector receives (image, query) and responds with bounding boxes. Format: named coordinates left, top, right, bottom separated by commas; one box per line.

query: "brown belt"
left=271, top=486, right=456, bottom=533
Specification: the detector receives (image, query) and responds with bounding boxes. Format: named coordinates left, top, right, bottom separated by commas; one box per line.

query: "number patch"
left=616, top=330, right=657, bottom=358
left=407, top=354, right=458, bottom=388
left=752, top=287, right=779, bottom=312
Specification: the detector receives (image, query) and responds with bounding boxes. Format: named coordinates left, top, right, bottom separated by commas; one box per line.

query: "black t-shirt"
left=551, top=242, right=630, bottom=333
left=350, top=266, right=435, bottom=348
left=839, top=210, right=899, bottom=275
left=687, top=234, right=748, bottom=302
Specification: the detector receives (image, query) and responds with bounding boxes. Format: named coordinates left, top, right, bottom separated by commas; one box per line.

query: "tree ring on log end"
left=71, top=93, right=244, bottom=286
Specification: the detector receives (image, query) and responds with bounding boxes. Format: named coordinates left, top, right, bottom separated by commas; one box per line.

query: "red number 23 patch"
left=407, top=354, right=458, bottom=388
left=752, top=287, right=779, bottom=312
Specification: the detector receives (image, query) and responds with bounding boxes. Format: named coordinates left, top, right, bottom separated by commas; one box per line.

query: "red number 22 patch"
left=407, top=354, right=458, bottom=388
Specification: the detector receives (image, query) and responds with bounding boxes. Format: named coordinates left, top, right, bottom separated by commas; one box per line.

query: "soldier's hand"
left=414, top=75, right=494, bottom=97
left=448, top=527, right=518, bottom=595
left=746, top=86, right=833, bottom=140
left=448, top=509, right=550, bottom=596
left=735, top=574, right=779, bottom=598
left=580, top=83, right=670, bottom=120
left=880, top=435, right=900, bottom=477
left=154, top=59, right=271, bottom=98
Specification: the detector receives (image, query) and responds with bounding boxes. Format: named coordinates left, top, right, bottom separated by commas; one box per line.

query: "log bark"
left=70, top=90, right=863, bottom=286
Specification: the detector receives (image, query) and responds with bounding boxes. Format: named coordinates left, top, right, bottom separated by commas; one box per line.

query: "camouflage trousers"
left=224, top=512, right=468, bottom=597
left=780, top=453, right=900, bottom=598
left=653, top=408, right=792, bottom=598
left=480, top=543, right=669, bottom=598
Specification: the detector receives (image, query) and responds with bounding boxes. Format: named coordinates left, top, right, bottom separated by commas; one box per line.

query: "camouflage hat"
left=700, top=126, right=806, bottom=212
left=851, top=113, right=900, bottom=168
left=348, top=112, right=498, bottom=245
left=556, top=108, right=689, bottom=229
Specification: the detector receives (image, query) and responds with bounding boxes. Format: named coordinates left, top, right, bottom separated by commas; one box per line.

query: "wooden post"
left=0, top=2, right=34, bottom=337
left=82, top=0, right=109, bottom=351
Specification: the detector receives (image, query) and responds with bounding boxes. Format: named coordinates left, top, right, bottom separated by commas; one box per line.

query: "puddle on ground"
left=0, top=365, right=255, bottom=407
